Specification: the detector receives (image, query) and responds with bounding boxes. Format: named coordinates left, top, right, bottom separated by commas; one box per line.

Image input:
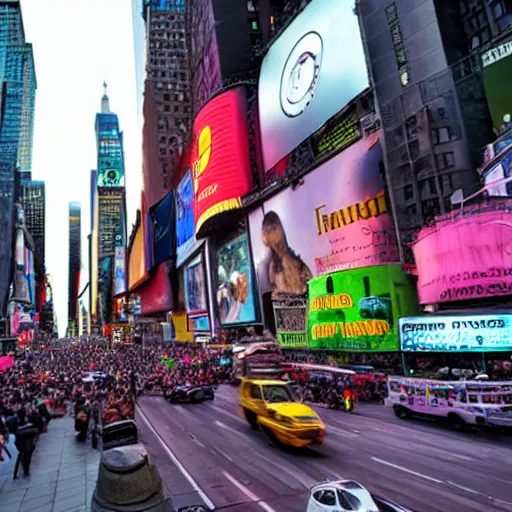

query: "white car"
left=307, top=480, right=413, bottom=512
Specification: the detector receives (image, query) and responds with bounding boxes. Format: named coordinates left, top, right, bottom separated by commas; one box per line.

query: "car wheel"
left=244, top=408, right=258, bottom=430
left=394, top=405, right=411, bottom=419
left=448, top=413, right=467, bottom=430
left=261, top=425, right=281, bottom=446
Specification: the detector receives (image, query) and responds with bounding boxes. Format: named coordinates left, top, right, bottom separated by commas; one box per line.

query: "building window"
left=399, top=69, right=409, bottom=86
left=409, top=140, right=420, bottom=160
left=251, top=21, right=259, bottom=31
left=493, top=1, right=504, bottom=19
left=247, top=0, right=256, bottom=12
left=436, top=152, right=455, bottom=170
left=385, top=3, right=398, bottom=23
left=459, top=0, right=467, bottom=15
left=432, top=126, right=452, bottom=144
left=405, top=116, right=418, bottom=139
left=471, top=34, right=480, bottom=49
left=404, top=184, right=414, bottom=200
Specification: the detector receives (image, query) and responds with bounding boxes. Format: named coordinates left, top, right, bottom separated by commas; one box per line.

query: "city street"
left=137, top=386, right=512, bottom=512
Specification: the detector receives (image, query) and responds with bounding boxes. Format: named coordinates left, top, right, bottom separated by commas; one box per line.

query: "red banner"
left=192, top=87, right=252, bottom=236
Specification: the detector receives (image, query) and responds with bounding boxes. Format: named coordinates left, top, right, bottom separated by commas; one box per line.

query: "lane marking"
left=214, top=446, right=233, bottom=462
left=328, top=426, right=359, bottom=438
left=252, top=450, right=317, bottom=489
left=371, top=457, right=443, bottom=484
left=215, top=420, right=250, bottom=439
left=136, top=404, right=215, bottom=510
left=447, top=481, right=480, bottom=495
left=190, top=435, right=205, bottom=448
left=222, top=471, right=277, bottom=512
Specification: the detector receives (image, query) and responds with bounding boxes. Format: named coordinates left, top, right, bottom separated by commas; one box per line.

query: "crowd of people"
left=0, top=339, right=231, bottom=476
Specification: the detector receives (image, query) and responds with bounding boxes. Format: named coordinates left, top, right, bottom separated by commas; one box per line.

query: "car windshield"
left=262, top=385, right=294, bottom=403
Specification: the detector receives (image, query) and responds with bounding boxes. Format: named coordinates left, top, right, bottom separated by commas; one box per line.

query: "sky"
left=22, top=0, right=143, bottom=336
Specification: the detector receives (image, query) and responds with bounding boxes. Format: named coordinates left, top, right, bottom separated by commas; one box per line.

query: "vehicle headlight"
left=274, top=413, right=292, bottom=424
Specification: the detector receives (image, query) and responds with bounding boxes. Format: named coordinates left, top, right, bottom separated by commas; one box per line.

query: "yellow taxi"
left=239, top=379, right=325, bottom=447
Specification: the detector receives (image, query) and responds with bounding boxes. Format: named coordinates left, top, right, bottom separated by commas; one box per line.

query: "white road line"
left=371, top=457, right=443, bottom=484
left=213, top=446, right=233, bottom=462
left=447, top=481, right=480, bottom=495
left=136, top=405, right=215, bottom=510
left=215, top=420, right=250, bottom=438
left=328, top=426, right=359, bottom=438
left=190, top=435, right=205, bottom=448
left=222, top=471, right=277, bottom=512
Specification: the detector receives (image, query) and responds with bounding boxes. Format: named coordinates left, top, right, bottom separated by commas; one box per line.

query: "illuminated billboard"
left=128, top=223, right=147, bottom=291
left=258, top=0, right=368, bottom=171
left=249, top=134, right=398, bottom=280
left=400, top=314, right=512, bottom=353
left=184, top=253, right=207, bottom=314
left=308, top=265, right=418, bottom=352
left=114, top=246, right=126, bottom=296
left=176, top=169, right=197, bottom=266
left=149, top=191, right=174, bottom=268
left=216, top=233, right=257, bottom=325
left=192, top=87, right=252, bottom=236
left=482, top=40, right=512, bottom=133
left=411, top=206, right=512, bottom=304
left=98, top=188, right=125, bottom=259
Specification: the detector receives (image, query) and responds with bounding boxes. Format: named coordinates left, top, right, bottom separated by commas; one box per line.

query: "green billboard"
left=482, top=42, right=512, bottom=132
left=307, top=265, right=418, bottom=351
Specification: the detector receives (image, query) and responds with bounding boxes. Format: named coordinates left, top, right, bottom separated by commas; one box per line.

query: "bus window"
left=469, top=394, right=479, bottom=404
left=390, top=381, right=400, bottom=393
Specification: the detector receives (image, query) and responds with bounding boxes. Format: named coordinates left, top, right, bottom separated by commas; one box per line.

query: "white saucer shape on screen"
left=280, top=31, right=323, bottom=118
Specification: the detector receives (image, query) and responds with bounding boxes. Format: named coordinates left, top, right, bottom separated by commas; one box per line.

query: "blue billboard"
left=176, top=170, right=196, bottom=266
left=149, top=191, right=175, bottom=267
left=399, top=315, right=512, bottom=352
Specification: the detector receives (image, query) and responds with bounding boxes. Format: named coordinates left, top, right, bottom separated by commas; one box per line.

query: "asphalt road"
left=136, top=386, right=512, bottom=512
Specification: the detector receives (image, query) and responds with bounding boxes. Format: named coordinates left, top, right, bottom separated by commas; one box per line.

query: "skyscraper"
left=90, top=86, right=127, bottom=332
left=68, top=202, right=81, bottom=335
left=141, top=0, right=191, bottom=207
left=132, top=0, right=146, bottom=128
left=20, top=179, right=45, bottom=311
left=0, top=0, right=37, bottom=318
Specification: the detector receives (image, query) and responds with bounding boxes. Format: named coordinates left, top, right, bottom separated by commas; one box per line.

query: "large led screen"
left=128, top=223, right=147, bottom=291
left=176, top=170, right=197, bottom=266
left=216, top=233, right=257, bottom=325
left=184, top=253, right=207, bottom=314
left=192, top=87, right=252, bottom=236
left=308, top=265, right=418, bottom=352
left=400, top=314, right=512, bottom=353
left=249, top=134, right=398, bottom=285
left=149, top=191, right=175, bottom=267
left=258, top=0, right=368, bottom=171
left=114, top=246, right=127, bottom=296
left=482, top=41, right=512, bottom=133
left=412, top=206, right=512, bottom=304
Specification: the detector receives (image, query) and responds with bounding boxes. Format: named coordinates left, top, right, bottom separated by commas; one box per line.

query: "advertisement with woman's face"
left=216, top=233, right=256, bottom=325
left=249, top=133, right=399, bottom=298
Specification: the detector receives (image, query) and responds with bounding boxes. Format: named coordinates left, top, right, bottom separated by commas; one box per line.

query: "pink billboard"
left=412, top=205, right=512, bottom=304
left=249, top=132, right=399, bottom=296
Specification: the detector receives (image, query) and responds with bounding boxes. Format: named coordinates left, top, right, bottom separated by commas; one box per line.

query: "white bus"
left=386, top=376, right=512, bottom=429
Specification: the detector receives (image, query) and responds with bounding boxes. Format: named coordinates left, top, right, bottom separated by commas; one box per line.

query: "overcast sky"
left=22, top=0, right=143, bottom=336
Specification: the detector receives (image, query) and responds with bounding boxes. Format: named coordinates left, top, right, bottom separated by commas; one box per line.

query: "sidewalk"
left=0, top=417, right=101, bottom=512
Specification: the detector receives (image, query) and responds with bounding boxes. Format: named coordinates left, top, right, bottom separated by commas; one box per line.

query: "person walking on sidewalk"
left=13, top=408, right=38, bottom=479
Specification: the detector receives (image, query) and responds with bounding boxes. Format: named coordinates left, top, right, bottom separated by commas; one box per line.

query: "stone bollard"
left=91, top=443, right=173, bottom=511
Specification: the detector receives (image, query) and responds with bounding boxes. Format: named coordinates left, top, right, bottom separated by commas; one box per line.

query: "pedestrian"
left=13, top=409, right=38, bottom=479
